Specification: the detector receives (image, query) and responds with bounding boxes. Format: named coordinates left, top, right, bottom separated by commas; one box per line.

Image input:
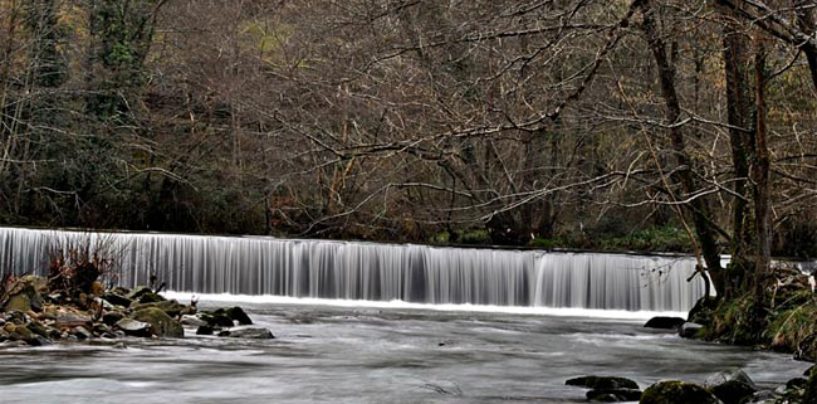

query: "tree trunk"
left=639, top=0, right=723, bottom=292
left=722, top=12, right=757, bottom=297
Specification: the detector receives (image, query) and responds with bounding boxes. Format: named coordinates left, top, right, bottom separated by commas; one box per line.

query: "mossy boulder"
left=131, top=307, right=183, bottom=338
left=132, top=300, right=188, bottom=317
left=640, top=381, right=719, bottom=404
left=805, top=366, right=817, bottom=403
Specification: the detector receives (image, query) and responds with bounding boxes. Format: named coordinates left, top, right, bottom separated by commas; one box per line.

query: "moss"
left=704, top=294, right=765, bottom=345
left=641, top=381, right=719, bottom=404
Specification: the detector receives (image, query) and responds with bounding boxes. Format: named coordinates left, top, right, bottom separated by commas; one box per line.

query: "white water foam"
left=163, top=291, right=688, bottom=321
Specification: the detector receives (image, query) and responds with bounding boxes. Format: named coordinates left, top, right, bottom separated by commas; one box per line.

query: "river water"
left=0, top=297, right=809, bottom=403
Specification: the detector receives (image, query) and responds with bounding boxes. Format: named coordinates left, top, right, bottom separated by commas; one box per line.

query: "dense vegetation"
left=1, top=1, right=816, bottom=266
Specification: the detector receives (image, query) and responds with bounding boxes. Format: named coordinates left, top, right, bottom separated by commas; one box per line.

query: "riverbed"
left=0, top=299, right=809, bottom=403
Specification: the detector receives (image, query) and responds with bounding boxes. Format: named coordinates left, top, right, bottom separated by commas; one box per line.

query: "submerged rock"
left=218, top=327, right=274, bottom=339
left=641, top=381, right=719, bottom=404
left=644, top=317, right=686, bottom=330
left=199, top=312, right=235, bottom=328
left=705, top=369, right=756, bottom=404
left=196, top=325, right=215, bottom=335
left=565, top=376, right=638, bottom=390
left=131, top=308, right=183, bottom=338
left=586, top=388, right=642, bottom=402
left=678, top=322, right=704, bottom=339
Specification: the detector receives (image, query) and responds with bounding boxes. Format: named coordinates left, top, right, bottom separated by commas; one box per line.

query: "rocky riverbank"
left=0, top=256, right=273, bottom=346
left=568, top=367, right=817, bottom=403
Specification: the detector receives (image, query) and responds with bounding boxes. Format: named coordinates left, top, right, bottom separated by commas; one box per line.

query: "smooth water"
left=0, top=227, right=707, bottom=312
left=0, top=298, right=808, bottom=403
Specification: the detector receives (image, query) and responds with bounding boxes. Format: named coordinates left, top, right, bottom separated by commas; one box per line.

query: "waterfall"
left=0, top=227, right=707, bottom=312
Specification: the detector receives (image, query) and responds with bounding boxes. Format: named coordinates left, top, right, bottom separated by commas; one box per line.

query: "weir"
left=0, top=227, right=707, bottom=312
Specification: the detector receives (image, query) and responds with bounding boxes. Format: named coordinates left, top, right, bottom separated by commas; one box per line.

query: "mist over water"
left=0, top=227, right=707, bottom=313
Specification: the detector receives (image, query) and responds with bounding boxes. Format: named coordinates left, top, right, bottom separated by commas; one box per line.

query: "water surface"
left=0, top=299, right=808, bottom=403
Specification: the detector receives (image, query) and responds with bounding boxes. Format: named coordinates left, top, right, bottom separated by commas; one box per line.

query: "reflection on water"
left=0, top=300, right=809, bottom=403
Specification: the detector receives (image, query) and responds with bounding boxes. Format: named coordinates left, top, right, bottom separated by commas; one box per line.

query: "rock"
left=128, top=286, right=166, bottom=304
left=641, top=381, right=719, bottom=404
left=679, top=322, right=704, bottom=339
left=805, top=365, right=817, bottom=403
left=688, top=297, right=718, bottom=325
left=101, top=292, right=132, bottom=308
left=3, top=280, right=44, bottom=313
left=586, top=388, right=642, bottom=402
left=218, top=327, right=274, bottom=339
left=217, top=307, right=253, bottom=325
left=565, top=376, right=639, bottom=390
left=705, top=369, right=756, bottom=404
left=786, top=377, right=807, bottom=390
left=181, top=315, right=207, bottom=327
left=56, top=312, right=92, bottom=329
left=132, top=300, right=187, bottom=317
left=102, top=311, right=125, bottom=326
left=72, top=326, right=92, bottom=340
left=90, top=281, right=105, bottom=296
left=644, top=317, right=686, bottom=330
left=131, top=307, right=183, bottom=338
left=5, top=311, right=28, bottom=325
left=196, top=325, right=215, bottom=335
left=200, top=312, right=235, bottom=328
left=27, top=321, right=58, bottom=339
left=115, top=318, right=152, bottom=337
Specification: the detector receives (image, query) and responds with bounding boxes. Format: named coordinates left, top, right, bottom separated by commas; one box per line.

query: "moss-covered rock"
left=132, top=299, right=188, bottom=317
left=131, top=307, right=183, bottom=338
left=804, top=365, right=817, bottom=403
left=640, top=381, right=719, bottom=404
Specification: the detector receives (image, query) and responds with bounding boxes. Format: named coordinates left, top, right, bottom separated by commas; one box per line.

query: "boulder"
left=586, top=388, right=642, bottom=402
left=218, top=307, right=253, bottom=325
left=641, top=381, right=719, bottom=404
left=705, top=369, right=756, bottom=404
left=200, top=312, right=235, bottom=328
left=196, top=325, right=215, bottom=335
left=55, top=312, right=92, bottom=329
left=805, top=365, right=817, bottom=403
left=565, top=376, right=639, bottom=390
left=218, top=327, right=274, bottom=339
left=2, top=280, right=44, bottom=313
left=132, top=300, right=187, bottom=317
left=115, top=318, right=152, bottom=337
left=131, top=307, right=183, bottom=338
left=679, top=322, right=704, bottom=339
left=72, top=326, right=92, bottom=340
left=644, top=317, right=686, bottom=330
left=102, top=311, right=125, bottom=326
left=101, top=292, right=132, bottom=308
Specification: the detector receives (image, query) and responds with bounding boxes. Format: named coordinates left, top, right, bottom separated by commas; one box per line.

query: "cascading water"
left=0, top=227, right=708, bottom=312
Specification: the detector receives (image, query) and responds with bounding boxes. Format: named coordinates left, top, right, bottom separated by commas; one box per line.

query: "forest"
left=1, top=1, right=816, bottom=259
left=2, top=1, right=817, bottom=401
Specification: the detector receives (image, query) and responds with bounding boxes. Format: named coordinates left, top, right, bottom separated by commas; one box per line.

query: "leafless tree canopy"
left=1, top=1, right=816, bottom=278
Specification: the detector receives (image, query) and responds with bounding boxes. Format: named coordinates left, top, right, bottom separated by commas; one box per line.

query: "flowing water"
left=0, top=227, right=809, bottom=403
left=0, top=298, right=809, bottom=403
left=0, top=227, right=707, bottom=312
